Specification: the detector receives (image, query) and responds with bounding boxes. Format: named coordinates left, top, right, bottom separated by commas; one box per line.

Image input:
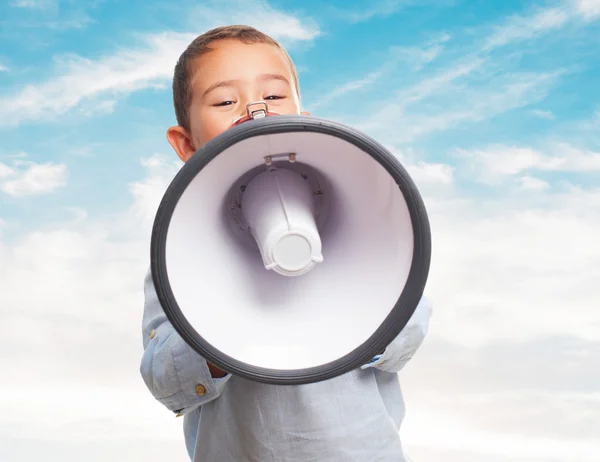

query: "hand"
left=207, top=362, right=228, bottom=378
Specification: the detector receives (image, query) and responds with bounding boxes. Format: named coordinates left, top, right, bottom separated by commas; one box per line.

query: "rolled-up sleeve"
left=139, top=268, right=231, bottom=415
left=361, top=296, right=433, bottom=373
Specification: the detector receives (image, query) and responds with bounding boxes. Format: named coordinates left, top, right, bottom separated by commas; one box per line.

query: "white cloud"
left=308, top=32, right=451, bottom=112
left=517, top=175, right=551, bottom=191
left=0, top=163, right=15, bottom=180
left=406, top=161, right=454, bottom=188
left=483, top=7, right=570, bottom=50
left=9, top=0, right=56, bottom=9
left=329, top=0, right=441, bottom=24
left=331, top=1, right=400, bottom=23
left=322, top=4, right=578, bottom=140
left=400, top=335, right=600, bottom=461
left=0, top=154, right=186, bottom=452
left=454, top=144, right=600, bottom=184
left=0, top=32, right=193, bottom=127
left=530, top=109, right=555, bottom=119
left=572, top=0, right=600, bottom=19
left=191, top=0, right=320, bottom=43
left=128, top=154, right=182, bottom=228
left=308, top=69, right=385, bottom=111
left=357, top=69, right=563, bottom=143
left=456, top=146, right=550, bottom=177
left=421, top=187, right=600, bottom=348
left=1, top=148, right=599, bottom=459
left=318, top=0, right=600, bottom=141
left=481, top=1, right=600, bottom=50
left=403, top=405, right=600, bottom=461
left=390, top=32, right=452, bottom=71
left=7, top=0, right=92, bottom=30
left=0, top=384, right=185, bottom=442
left=0, top=1, right=319, bottom=127
left=397, top=57, right=485, bottom=107
left=0, top=158, right=67, bottom=196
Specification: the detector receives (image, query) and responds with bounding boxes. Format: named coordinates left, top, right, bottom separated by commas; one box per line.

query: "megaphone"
left=150, top=101, right=431, bottom=385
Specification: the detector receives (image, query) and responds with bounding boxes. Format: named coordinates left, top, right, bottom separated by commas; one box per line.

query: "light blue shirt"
left=140, top=269, right=432, bottom=461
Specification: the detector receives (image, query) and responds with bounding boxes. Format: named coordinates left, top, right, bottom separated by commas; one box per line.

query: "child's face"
left=167, top=39, right=307, bottom=162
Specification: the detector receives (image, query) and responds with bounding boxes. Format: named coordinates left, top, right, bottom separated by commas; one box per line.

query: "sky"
left=1, top=0, right=599, bottom=460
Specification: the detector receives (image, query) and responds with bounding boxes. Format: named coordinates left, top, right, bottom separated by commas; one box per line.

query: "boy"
left=140, top=25, right=433, bottom=462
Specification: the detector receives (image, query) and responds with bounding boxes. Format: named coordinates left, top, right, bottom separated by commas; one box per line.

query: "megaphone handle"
left=246, top=101, right=268, bottom=119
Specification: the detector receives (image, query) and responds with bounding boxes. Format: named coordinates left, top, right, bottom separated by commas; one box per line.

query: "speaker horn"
left=150, top=104, right=431, bottom=385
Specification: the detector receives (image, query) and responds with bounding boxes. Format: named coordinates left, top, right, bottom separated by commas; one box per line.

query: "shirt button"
left=149, top=329, right=156, bottom=339
left=195, top=384, right=206, bottom=395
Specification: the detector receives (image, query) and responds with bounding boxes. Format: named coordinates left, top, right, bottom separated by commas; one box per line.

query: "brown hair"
left=172, top=25, right=301, bottom=132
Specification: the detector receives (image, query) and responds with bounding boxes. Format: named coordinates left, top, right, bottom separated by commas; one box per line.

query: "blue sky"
left=1, top=0, right=599, bottom=228
left=1, top=1, right=600, bottom=461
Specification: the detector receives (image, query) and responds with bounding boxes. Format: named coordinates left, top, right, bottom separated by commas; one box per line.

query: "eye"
left=213, top=100, right=235, bottom=107
left=264, top=95, right=285, bottom=101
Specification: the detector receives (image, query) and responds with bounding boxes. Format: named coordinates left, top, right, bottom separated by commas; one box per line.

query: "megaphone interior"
left=150, top=101, right=431, bottom=385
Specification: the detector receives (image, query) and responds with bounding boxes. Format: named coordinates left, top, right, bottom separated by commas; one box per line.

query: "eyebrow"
left=201, top=73, right=291, bottom=99
left=258, top=73, right=290, bottom=85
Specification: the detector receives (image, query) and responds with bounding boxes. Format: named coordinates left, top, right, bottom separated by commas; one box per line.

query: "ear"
left=166, top=126, right=196, bottom=163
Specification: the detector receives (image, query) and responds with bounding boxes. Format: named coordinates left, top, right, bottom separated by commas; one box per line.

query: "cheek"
left=265, top=101, right=294, bottom=116
left=207, top=117, right=233, bottom=139
left=279, top=97, right=301, bottom=114
left=192, top=115, right=232, bottom=147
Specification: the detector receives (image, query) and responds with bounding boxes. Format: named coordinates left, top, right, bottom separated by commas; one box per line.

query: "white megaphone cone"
left=150, top=99, right=432, bottom=385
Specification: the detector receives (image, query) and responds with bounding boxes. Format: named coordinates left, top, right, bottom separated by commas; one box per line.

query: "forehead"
left=189, top=40, right=294, bottom=92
